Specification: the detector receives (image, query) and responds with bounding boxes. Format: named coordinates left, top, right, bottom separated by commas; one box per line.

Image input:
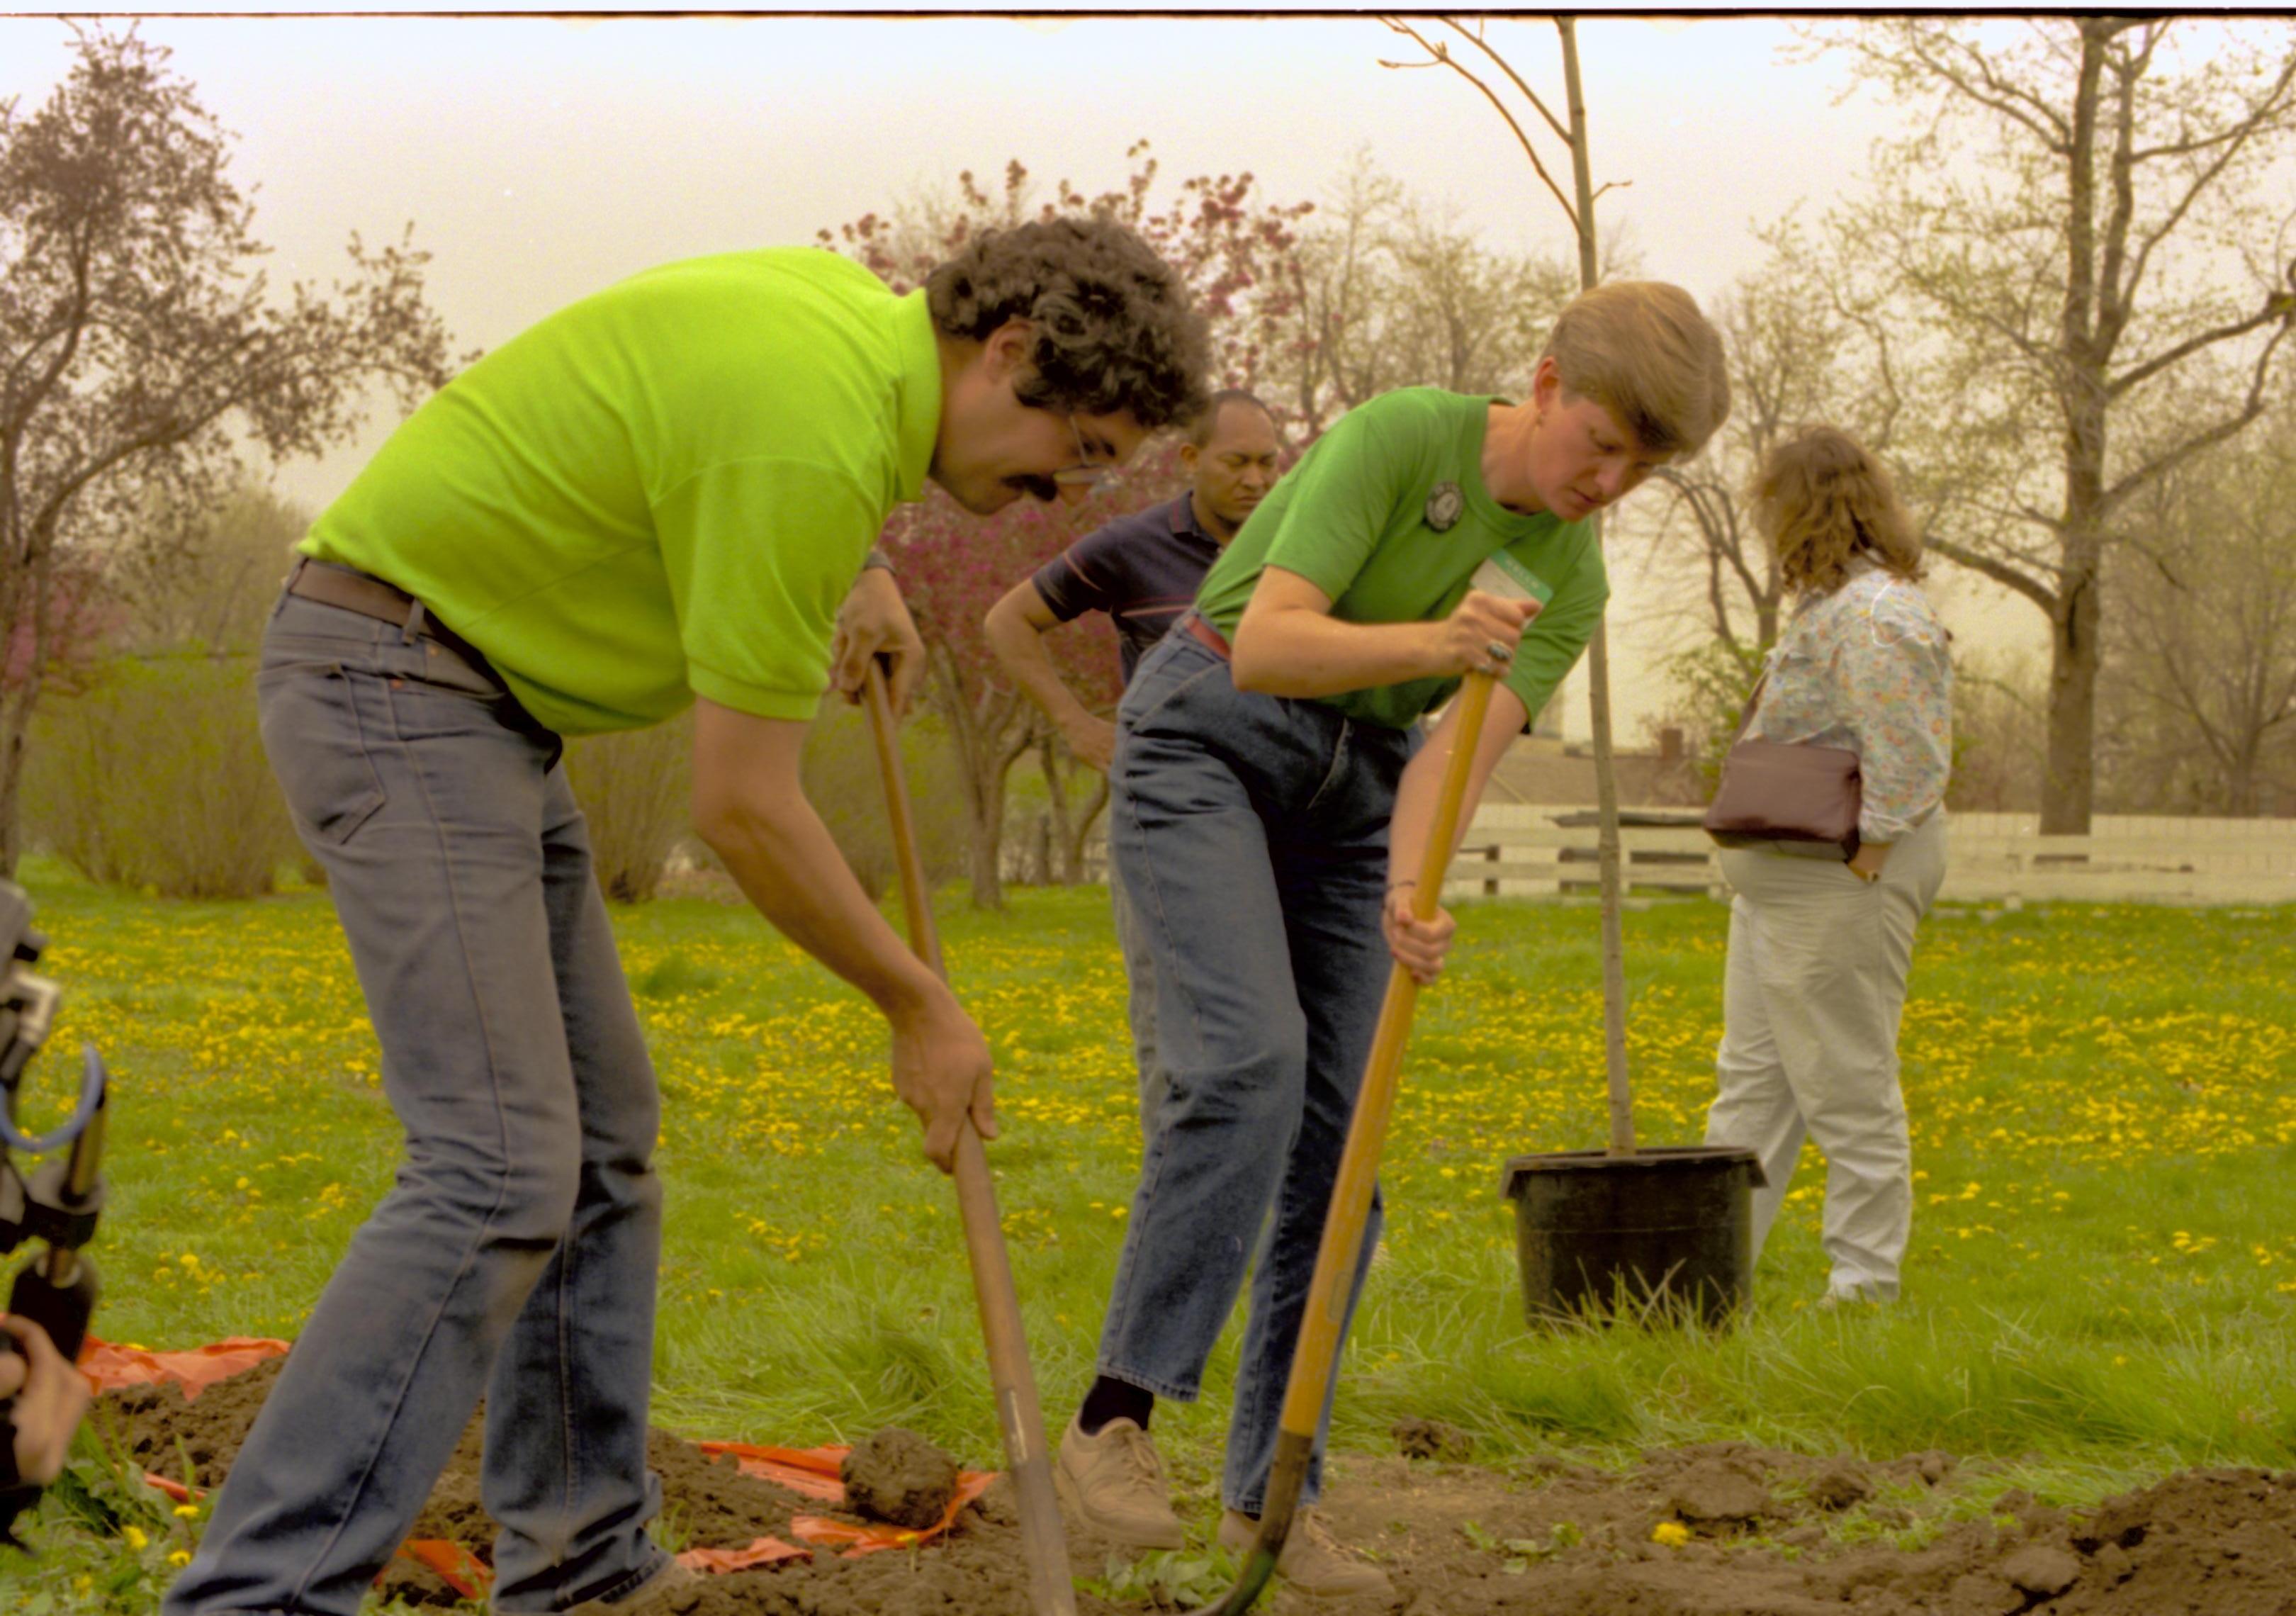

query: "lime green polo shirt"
left=1195, top=388, right=1606, bottom=730
left=301, top=249, right=940, bottom=735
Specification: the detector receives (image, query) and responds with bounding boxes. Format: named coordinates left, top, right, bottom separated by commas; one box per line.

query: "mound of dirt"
left=838, top=1428, right=958, bottom=1531
left=1314, top=1443, right=2296, bottom=1616
left=91, top=1365, right=2296, bottom=1615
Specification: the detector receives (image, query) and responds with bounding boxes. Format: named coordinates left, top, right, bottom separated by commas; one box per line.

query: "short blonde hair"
left=1753, top=425, right=1925, bottom=596
left=1544, top=281, right=1730, bottom=456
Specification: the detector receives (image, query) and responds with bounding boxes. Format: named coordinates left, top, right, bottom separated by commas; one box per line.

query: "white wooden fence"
left=1446, top=806, right=2296, bottom=905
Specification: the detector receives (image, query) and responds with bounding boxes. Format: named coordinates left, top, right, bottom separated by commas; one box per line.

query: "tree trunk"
left=0, top=694, right=29, bottom=880
left=2227, top=753, right=2258, bottom=818
left=2040, top=24, right=2109, bottom=837
left=1064, top=774, right=1110, bottom=885
left=2042, top=559, right=2102, bottom=833
left=0, top=593, right=50, bottom=881
left=1039, top=731, right=1074, bottom=885
left=962, top=751, right=1008, bottom=910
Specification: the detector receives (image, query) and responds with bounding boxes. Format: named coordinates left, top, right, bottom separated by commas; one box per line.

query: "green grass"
left=3, top=855, right=2292, bottom=1607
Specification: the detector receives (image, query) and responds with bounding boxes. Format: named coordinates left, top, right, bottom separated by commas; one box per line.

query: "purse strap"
left=1727, top=664, right=1773, bottom=746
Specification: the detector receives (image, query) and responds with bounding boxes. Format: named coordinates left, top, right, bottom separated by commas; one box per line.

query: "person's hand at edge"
left=0, top=1315, right=91, bottom=1488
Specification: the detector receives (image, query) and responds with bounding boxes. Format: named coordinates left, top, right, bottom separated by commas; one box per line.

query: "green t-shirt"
left=302, top=249, right=941, bottom=735
left=1195, top=388, right=1606, bottom=730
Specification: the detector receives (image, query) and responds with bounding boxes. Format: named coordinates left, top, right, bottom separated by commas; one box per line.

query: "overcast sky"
left=3, top=11, right=2054, bottom=737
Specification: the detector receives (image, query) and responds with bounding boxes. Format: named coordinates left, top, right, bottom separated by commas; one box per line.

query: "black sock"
left=1078, top=1376, right=1154, bottom=1436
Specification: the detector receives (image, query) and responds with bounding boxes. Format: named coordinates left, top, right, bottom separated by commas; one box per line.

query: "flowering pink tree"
left=822, top=147, right=1315, bottom=906
left=1, top=561, right=112, bottom=698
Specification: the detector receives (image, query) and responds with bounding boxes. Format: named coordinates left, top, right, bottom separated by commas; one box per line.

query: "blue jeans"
left=165, top=593, right=670, bottom=1616
left=1096, top=630, right=1410, bottom=1514
left=1106, top=867, right=1166, bottom=1137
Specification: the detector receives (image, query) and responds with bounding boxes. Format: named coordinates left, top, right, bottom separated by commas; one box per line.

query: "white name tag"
left=1473, top=554, right=1555, bottom=608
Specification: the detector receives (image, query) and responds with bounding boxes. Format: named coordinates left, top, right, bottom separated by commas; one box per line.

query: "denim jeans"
left=164, top=593, right=670, bottom=1616
left=1106, top=868, right=1166, bottom=1137
left=1096, top=629, right=1410, bottom=1515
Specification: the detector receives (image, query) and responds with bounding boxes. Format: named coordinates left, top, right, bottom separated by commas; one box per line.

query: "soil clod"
left=2001, top=1542, right=2081, bottom=1597
left=839, top=1427, right=960, bottom=1531
left=1392, top=1418, right=1473, bottom=1463
left=1810, top=1459, right=1874, bottom=1511
left=1667, top=1454, right=1769, bottom=1524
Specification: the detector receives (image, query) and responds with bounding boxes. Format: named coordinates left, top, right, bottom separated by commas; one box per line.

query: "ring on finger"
left=1484, top=639, right=1512, bottom=663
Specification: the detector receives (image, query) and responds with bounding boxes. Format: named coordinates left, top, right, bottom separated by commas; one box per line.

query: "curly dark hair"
left=925, top=217, right=1211, bottom=431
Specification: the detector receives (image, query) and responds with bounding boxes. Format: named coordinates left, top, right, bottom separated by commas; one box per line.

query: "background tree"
left=1808, top=16, right=2296, bottom=833
left=105, top=476, right=308, bottom=656
left=1636, top=219, right=1906, bottom=657
left=1265, top=150, right=1585, bottom=441
left=0, top=25, right=463, bottom=875
left=2099, top=377, right=2296, bottom=815
left=1945, top=651, right=2049, bottom=812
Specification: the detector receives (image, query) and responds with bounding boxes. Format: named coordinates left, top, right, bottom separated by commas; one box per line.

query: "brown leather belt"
left=1183, top=612, right=1232, bottom=660
left=284, top=556, right=488, bottom=670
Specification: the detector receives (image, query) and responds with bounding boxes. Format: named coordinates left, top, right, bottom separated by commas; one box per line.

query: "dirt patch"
left=1309, top=1444, right=2296, bottom=1616
left=1391, top=1418, right=1473, bottom=1463
left=840, top=1429, right=959, bottom=1530
left=94, top=1367, right=2296, bottom=1615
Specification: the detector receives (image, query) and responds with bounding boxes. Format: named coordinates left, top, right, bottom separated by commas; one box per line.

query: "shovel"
left=862, top=663, right=1076, bottom=1616
left=1191, top=671, right=1497, bottom=1616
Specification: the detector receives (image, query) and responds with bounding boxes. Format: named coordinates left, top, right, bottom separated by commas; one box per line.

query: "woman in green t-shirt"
left=1054, top=282, right=1732, bottom=1594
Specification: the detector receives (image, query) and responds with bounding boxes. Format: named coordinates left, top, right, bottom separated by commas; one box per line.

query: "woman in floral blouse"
left=1704, top=425, right=1952, bottom=1305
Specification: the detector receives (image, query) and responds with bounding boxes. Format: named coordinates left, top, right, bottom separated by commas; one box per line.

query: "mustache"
left=1008, top=474, right=1061, bottom=504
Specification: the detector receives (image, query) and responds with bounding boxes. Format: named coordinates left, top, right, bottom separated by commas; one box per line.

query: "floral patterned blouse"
left=1745, top=557, right=1954, bottom=843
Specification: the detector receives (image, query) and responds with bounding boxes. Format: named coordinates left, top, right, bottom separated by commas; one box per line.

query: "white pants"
left=1703, top=814, right=1947, bottom=1300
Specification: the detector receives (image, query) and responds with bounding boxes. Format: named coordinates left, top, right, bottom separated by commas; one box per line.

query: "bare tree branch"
left=1378, top=17, right=1579, bottom=232
left=1928, top=534, right=2062, bottom=612
left=1437, top=15, right=1572, bottom=143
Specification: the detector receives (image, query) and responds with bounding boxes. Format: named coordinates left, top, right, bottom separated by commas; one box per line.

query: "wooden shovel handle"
left=1191, top=671, right=1498, bottom=1616
left=862, top=663, right=1076, bottom=1616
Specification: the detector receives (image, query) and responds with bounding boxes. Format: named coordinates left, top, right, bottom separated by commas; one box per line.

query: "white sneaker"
left=1054, top=1415, right=1186, bottom=1549
left=1219, top=1508, right=1393, bottom=1599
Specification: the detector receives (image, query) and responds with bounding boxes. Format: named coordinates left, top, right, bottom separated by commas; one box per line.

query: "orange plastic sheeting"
left=396, top=1539, right=490, bottom=1600
left=679, top=1537, right=811, bottom=1573
left=692, top=1442, right=850, bottom=1502
left=106, top=1345, right=988, bottom=1579
left=792, top=1469, right=999, bottom=1559
left=83, top=1335, right=291, bottom=1401
left=137, top=1474, right=492, bottom=1599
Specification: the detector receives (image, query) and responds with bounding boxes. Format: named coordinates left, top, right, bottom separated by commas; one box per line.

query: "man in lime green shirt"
left=167, top=218, right=1207, bottom=1616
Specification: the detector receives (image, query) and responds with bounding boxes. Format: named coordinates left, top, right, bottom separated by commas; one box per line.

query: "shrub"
left=563, top=712, right=694, bottom=904
left=25, top=653, right=297, bottom=899
left=801, top=701, right=965, bottom=901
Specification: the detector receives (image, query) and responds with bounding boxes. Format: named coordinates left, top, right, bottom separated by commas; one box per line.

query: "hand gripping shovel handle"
left=862, top=664, right=1077, bottom=1616
left=1192, top=670, right=1499, bottom=1616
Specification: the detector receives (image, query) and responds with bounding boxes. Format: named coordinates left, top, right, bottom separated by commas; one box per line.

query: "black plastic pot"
left=1500, top=1145, right=1766, bottom=1327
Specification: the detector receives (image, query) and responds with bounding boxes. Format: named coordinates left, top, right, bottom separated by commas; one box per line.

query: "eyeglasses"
left=1052, top=415, right=1118, bottom=491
